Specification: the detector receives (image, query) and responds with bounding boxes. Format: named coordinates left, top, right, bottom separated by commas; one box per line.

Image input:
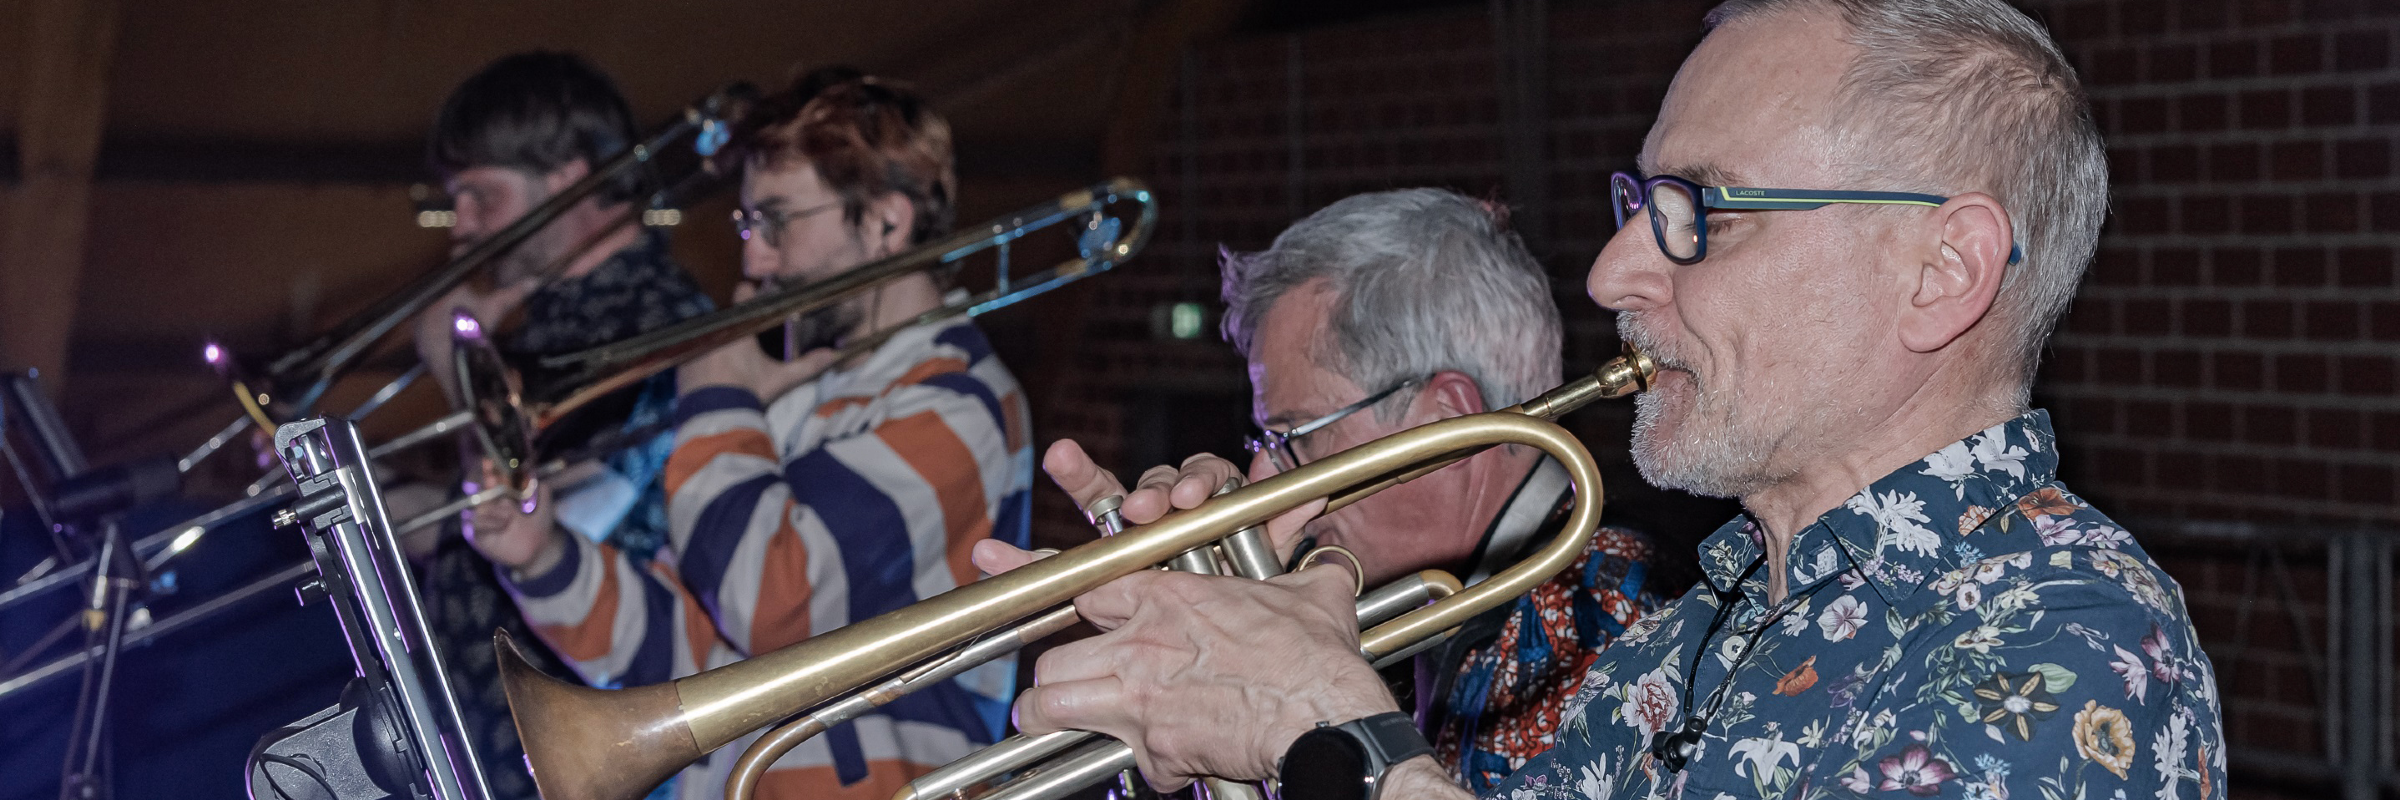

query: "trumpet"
left=493, top=345, right=1657, bottom=800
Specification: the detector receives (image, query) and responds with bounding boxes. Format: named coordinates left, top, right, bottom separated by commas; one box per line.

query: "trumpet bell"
left=495, top=630, right=700, bottom=800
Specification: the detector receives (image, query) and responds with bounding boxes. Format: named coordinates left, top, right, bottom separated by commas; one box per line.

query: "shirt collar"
left=1692, top=409, right=2063, bottom=604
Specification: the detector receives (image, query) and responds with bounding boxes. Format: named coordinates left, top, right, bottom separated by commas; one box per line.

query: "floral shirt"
left=1487, top=410, right=2224, bottom=800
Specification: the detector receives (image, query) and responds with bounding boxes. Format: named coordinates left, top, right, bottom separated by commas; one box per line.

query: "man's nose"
left=1586, top=221, right=1672, bottom=313
left=740, top=236, right=780, bottom=280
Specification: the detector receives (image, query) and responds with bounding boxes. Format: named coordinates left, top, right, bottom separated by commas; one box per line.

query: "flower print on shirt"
left=1480, top=411, right=2223, bottom=800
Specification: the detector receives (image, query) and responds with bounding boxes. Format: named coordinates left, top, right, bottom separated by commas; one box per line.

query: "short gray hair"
left=1707, top=0, right=2108, bottom=402
left=1221, top=188, right=1563, bottom=411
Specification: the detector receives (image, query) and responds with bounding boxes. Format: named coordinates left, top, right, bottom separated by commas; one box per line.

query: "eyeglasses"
left=1244, top=376, right=1425, bottom=473
left=732, top=199, right=844, bottom=249
left=1609, top=171, right=2022, bottom=267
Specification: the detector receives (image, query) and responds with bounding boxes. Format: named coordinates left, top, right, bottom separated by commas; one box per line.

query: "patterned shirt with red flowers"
left=1485, top=410, right=2225, bottom=799
left=1419, top=458, right=1676, bottom=793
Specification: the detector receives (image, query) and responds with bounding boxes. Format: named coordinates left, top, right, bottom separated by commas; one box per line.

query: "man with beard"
left=465, top=72, right=1033, bottom=800
left=404, top=50, right=715, bottom=800
left=982, top=1, right=2224, bottom=798
left=1044, top=187, right=1680, bottom=792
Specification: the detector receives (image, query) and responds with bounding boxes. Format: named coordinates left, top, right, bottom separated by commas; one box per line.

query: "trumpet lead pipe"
left=895, top=730, right=1091, bottom=800
left=968, top=739, right=1138, bottom=800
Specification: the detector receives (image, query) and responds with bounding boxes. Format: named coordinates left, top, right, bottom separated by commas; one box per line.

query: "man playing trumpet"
left=995, top=0, right=2225, bottom=797
left=468, top=71, right=1034, bottom=800
left=1048, top=187, right=1680, bottom=792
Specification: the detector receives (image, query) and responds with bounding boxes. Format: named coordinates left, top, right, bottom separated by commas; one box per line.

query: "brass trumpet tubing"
left=973, top=740, right=1139, bottom=800
left=887, top=573, right=1462, bottom=800
left=897, top=730, right=1091, bottom=800
left=723, top=605, right=1083, bottom=800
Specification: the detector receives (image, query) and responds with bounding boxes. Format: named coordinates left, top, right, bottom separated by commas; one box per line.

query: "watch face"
left=1278, top=728, right=1372, bottom=800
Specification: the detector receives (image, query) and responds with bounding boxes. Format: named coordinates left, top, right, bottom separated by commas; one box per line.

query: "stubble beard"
left=1620, top=318, right=1783, bottom=499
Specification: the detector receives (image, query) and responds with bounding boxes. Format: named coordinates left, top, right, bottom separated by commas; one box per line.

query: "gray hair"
left=1707, top=0, right=2108, bottom=403
left=1221, top=188, right=1563, bottom=412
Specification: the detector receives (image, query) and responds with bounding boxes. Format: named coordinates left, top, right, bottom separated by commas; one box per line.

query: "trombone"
left=0, top=178, right=1155, bottom=706
left=492, top=345, right=1657, bottom=800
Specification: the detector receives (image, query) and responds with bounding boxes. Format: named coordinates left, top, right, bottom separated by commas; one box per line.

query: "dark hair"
left=427, top=51, right=642, bottom=202
left=737, top=70, right=956, bottom=245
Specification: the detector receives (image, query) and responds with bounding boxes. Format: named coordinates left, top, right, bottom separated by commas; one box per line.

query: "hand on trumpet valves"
left=1037, top=439, right=1320, bottom=558
left=676, top=281, right=844, bottom=402
left=968, top=540, right=1402, bottom=792
left=463, top=460, right=564, bottom=575
left=413, top=280, right=539, bottom=399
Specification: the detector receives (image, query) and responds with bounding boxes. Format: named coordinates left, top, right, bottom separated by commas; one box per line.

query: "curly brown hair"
left=738, top=69, right=957, bottom=246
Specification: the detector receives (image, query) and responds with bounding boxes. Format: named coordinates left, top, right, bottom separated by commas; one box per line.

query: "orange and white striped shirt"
left=504, top=318, right=1032, bottom=800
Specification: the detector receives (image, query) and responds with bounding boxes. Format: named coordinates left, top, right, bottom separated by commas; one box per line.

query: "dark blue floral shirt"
left=1488, top=410, right=2224, bottom=799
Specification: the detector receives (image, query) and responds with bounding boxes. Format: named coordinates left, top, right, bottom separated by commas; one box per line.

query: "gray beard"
left=1620, top=321, right=1781, bottom=499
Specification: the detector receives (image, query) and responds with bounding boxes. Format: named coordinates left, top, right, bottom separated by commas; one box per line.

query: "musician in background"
left=468, top=72, right=1033, bottom=800
left=404, top=50, right=715, bottom=800
left=1041, top=188, right=1680, bottom=792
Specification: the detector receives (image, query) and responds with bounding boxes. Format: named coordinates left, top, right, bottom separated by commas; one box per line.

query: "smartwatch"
left=1276, top=712, right=1433, bottom=800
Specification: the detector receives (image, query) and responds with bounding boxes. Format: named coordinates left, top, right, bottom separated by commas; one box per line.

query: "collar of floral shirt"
left=1691, top=409, right=2065, bottom=610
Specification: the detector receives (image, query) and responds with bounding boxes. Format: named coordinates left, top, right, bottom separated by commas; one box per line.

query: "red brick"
left=2123, top=95, right=2171, bottom=135
left=2050, top=1, right=2113, bottom=43
left=2214, top=246, right=2264, bottom=284
left=2089, top=45, right=2139, bottom=86
left=2177, top=93, right=2231, bottom=132
left=2275, top=352, right=2331, bottom=392
left=2208, top=142, right=2262, bottom=181
left=2300, top=85, right=2358, bottom=126
left=2208, top=38, right=2261, bottom=77
left=2372, top=82, right=2400, bottom=125
left=2099, top=347, right=2145, bottom=385
left=2334, top=30, right=2392, bottom=71
left=2374, top=301, right=2400, bottom=340
left=2309, top=408, right=2364, bottom=449
left=2301, top=0, right=2373, bottom=19
left=2181, top=194, right=2231, bottom=231
left=2150, top=143, right=2200, bottom=182
left=2156, top=349, right=2205, bottom=388
left=2184, top=0, right=2234, bottom=32
left=2183, top=298, right=2234, bottom=336
left=2244, top=299, right=2298, bottom=338
left=2127, top=400, right=2176, bottom=437
left=2272, top=458, right=2331, bottom=499
left=2270, top=34, right=2326, bottom=75
left=2153, top=246, right=2201, bottom=284
left=2120, top=195, right=2173, bottom=234
left=2239, top=193, right=2298, bottom=234
left=2217, top=348, right=2256, bottom=391
left=2105, top=143, right=2142, bottom=182
left=2305, top=192, right=2362, bottom=233
left=2241, top=0, right=2301, bottom=25
left=2337, top=246, right=2395, bottom=287
left=2270, top=140, right=2324, bottom=179
left=2245, top=404, right=2301, bottom=445
left=2336, top=137, right=2393, bottom=178
left=2066, top=396, right=2121, bottom=434
left=2376, top=191, right=2400, bottom=231
left=2120, top=0, right=2171, bottom=34
left=2157, top=447, right=2212, bottom=486
left=2239, top=89, right=2291, bottom=128
left=2338, top=355, right=2395, bottom=395
left=2373, top=411, right=2400, bottom=450
left=2125, top=299, right=2173, bottom=335
left=2304, top=301, right=2361, bottom=340
left=2097, top=447, right=2150, bottom=485
left=2275, top=247, right=2330, bottom=286
left=2065, top=296, right=2117, bottom=333
left=2338, top=464, right=2394, bottom=505
left=2188, top=402, right=2238, bottom=441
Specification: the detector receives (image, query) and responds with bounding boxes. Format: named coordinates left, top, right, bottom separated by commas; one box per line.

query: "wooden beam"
left=3, top=0, right=122, bottom=394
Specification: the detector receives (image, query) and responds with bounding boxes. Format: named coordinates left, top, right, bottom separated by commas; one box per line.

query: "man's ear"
left=542, top=159, right=593, bottom=195
left=1417, top=370, right=1488, bottom=421
left=869, top=192, right=915, bottom=253
left=1899, top=191, right=2014, bottom=353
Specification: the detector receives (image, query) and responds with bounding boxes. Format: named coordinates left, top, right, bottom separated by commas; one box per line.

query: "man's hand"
left=677, top=283, right=842, bottom=400
left=973, top=541, right=1401, bottom=790
left=414, top=281, right=537, bottom=400
left=1040, top=440, right=1321, bottom=557
left=463, top=463, right=564, bottom=575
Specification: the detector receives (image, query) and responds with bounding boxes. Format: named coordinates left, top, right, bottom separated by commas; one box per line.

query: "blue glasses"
left=1244, top=376, right=1425, bottom=472
left=1609, top=171, right=2021, bottom=266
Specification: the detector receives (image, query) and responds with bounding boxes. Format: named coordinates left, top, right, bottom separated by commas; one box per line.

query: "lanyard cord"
left=1652, top=548, right=1842, bottom=771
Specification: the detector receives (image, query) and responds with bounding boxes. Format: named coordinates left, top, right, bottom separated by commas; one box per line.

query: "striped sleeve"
left=662, top=376, right=1020, bottom=660
left=500, top=532, right=725, bottom=688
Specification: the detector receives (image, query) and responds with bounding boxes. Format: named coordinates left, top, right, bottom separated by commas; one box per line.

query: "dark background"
left=0, top=0, right=2392, bottom=797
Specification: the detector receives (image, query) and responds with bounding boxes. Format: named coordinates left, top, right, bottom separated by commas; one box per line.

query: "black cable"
left=254, top=752, right=339, bottom=800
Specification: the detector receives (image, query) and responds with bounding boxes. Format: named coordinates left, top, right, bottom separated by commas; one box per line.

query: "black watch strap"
left=1278, top=711, right=1433, bottom=800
